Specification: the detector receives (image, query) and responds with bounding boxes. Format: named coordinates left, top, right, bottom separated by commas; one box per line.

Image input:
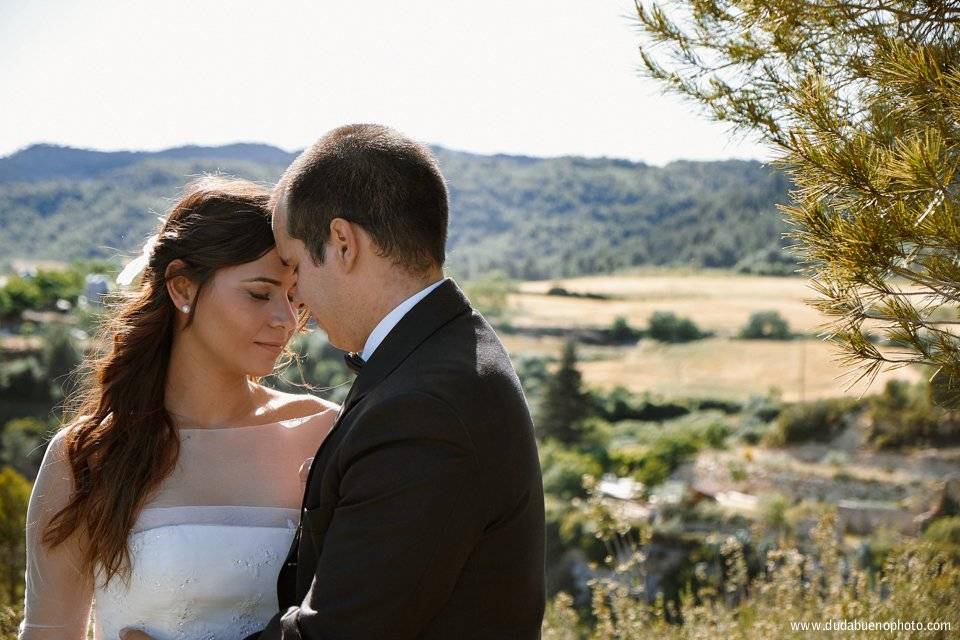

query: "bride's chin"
left=249, top=362, right=278, bottom=377
left=243, top=358, right=280, bottom=378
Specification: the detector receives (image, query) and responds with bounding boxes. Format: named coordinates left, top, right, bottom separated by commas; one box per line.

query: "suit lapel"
left=296, top=278, right=472, bottom=514
left=343, top=278, right=471, bottom=412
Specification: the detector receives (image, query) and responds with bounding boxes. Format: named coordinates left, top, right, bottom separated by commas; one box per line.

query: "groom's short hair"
left=276, top=124, right=448, bottom=273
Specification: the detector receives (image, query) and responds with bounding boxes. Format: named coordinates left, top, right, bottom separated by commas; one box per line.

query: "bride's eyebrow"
left=242, top=277, right=283, bottom=285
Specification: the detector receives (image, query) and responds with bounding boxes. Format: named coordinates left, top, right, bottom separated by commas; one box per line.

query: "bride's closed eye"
left=248, top=291, right=296, bottom=303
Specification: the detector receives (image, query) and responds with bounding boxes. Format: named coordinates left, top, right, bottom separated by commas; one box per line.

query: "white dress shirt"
left=360, top=277, right=448, bottom=362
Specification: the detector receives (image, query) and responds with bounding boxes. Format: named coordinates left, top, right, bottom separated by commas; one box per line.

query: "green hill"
left=0, top=144, right=793, bottom=278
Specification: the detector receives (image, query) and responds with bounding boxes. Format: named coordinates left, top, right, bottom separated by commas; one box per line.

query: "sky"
left=0, top=0, right=770, bottom=165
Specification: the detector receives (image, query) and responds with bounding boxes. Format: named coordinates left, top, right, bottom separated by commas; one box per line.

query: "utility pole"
left=799, top=339, right=806, bottom=403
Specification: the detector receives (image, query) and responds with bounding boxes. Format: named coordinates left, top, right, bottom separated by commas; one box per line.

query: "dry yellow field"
left=511, top=269, right=828, bottom=335
left=501, top=270, right=922, bottom=402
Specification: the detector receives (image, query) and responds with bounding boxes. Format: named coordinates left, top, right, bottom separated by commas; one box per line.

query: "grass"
left=542, top=506, right=960, bottom=639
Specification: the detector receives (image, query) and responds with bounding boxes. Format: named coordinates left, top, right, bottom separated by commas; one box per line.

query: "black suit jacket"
left=244, top=278, right=546, bottom=639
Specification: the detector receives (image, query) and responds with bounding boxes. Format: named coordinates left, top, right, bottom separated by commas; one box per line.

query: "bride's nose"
left=269, top=297, right=298, bottom=332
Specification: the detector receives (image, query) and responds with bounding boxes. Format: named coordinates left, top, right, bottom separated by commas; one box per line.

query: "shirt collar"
left=360, top=277, right=448, bottom=362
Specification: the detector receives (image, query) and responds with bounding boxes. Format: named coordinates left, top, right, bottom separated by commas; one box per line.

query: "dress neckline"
left=176, top=407, right=332, bottom=432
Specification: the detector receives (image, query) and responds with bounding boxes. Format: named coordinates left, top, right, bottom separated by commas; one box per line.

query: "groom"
left=123, top=124, right=546, bottom=638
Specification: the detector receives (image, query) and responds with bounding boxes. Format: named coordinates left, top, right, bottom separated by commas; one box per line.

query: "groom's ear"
left=329, top=218, right=361, bottom=272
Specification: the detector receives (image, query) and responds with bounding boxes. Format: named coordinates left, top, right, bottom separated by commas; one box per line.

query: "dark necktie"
left=344, top=351, right=365, bottom=375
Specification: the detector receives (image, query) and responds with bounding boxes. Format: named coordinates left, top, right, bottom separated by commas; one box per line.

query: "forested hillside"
left=0, top=144, right=793, bottom=278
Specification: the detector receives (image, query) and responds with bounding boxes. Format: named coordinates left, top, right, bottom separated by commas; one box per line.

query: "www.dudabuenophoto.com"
left=789, top=619, right=952, bottom=633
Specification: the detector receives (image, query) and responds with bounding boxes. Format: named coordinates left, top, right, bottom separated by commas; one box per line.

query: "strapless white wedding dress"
left=92, top=505, right=298, bottom=640
left=20, top=411, right=334, bottom=640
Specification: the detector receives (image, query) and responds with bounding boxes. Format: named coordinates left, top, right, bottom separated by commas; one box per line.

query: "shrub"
left=0, top=466, right=30, bottom=605
left=701, top=421, right=729, bottom=449
left=924, top=516, right=960, bottom=547
left=738, top=310, right=792, bottom=340
left=0, top=603, right=24, bottom=639
left=647, top=311, right=706, bottom=343
left=546, top=286, right=609, bottom=300
left=540, top=442, right=603, bottom=500
left=742, top=393, right=782, bottom=423
left=765, top=397, right=856, bottom=446
left=542, top=510, right=960, bottom=638
left=608, top=316, right=642, bottom=343
left=759, top=492, right=790, bottom=534
left=633, top=432, right=700, bottom=488
left=591, top=387, right=690, bottom=422
left=867, top=380, right=960, bottom=449
left=694, top=398, right=742, bottom=414
left=607, top=443, right=649, bottom=477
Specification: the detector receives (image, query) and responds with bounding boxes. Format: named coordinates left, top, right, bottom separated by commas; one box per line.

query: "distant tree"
left=0, top=417, right=49, bottom=481
left=647, top=311, right=705, bottom=343
left=513, top=353, right=552, bottom=401
left=634, top=0, right=960, bottom=406
left=0, top=289, right=10, bottom=322
left=41, top=324, right=82, bottom=400
left=739, top=311, right=792, bottom=340
left=537, top=341, right=593, bottom=445
left=0, top=358, right=47, bottom=403
left=0, top=465, right=31, bottom=604
left=609, top=316, right=642, bottom=343
left=0, top=276, right=40, bottom=321
left=33, top=268, right=84, bottom=309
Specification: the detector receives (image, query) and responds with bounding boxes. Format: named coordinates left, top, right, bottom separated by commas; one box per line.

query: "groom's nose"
left=291, top=290, right=306, bottom=312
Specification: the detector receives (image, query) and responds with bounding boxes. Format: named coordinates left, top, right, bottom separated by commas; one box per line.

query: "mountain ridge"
left=0, top=143, right=793, bottom=279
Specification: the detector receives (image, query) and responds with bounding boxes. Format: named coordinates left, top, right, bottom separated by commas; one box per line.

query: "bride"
left=18, top=177, right=339, bottom=639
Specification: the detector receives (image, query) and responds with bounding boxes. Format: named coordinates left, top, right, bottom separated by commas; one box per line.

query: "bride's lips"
left=254, top=341, right=284, bottom=355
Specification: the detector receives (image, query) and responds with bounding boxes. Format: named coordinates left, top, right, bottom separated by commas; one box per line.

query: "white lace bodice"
left=19, top=407, right=337, bottom=640
left=92, top=505, right=298, bottom=640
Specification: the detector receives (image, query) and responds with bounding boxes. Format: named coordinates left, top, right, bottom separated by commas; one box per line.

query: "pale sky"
left=0, top=0, right=769, bottom=165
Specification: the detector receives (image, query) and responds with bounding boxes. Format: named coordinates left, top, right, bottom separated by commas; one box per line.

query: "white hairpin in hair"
left=116, top=216, right=167, bottom=287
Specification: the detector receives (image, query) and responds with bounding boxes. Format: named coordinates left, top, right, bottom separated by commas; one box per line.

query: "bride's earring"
left=180, top=304, right=190, bottom=313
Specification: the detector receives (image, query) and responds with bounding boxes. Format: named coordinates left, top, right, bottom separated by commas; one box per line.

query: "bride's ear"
left=164, top=259, right=197, bottom=312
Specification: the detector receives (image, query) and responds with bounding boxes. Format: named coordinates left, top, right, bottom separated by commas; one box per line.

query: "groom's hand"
left=119, top=628, right=154, bottom=640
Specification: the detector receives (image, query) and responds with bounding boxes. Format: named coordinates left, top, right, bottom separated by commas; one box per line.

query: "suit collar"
left=345, top=278, right=471, bottom=409
left=360, top=277, right=448, bottom=362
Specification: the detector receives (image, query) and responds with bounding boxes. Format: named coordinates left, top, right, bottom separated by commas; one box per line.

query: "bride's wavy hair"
left=43, top=176, right=309, bottom=587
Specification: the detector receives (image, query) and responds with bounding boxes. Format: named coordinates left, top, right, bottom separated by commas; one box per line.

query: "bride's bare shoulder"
left=258, top=387, right=339, bottom=423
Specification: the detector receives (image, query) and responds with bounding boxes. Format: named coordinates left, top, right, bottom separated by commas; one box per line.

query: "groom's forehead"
left=271, top=202, right=292, bottom=259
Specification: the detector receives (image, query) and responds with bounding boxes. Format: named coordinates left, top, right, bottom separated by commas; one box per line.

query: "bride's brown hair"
left=42, top=176, right=307, bottom=587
